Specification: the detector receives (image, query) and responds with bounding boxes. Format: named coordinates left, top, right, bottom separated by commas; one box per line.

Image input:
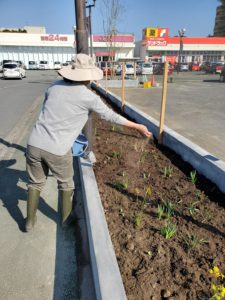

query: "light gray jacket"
left=28, top=80, right=127, bottom=155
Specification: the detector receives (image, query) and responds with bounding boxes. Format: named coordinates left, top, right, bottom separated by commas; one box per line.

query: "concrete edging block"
left=92, top=82, right=225, bottom=194
left=78, top=158, right=127, bottom=300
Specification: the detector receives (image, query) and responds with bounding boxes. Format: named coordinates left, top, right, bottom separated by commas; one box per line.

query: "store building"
left=135, top=27, right=225, bottom=64
left=0, top=26, right=135, bottom=68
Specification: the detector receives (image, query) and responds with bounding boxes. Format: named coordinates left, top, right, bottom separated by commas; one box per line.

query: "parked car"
left=180, top=63, right=189, bottom=72
left=3, top=62, right=26, bottom=79
left=125, top=64, right=134, bottom=75
left=54, top=61, right=62, bottom=70
left=220, top=65, right=225, bottom=82
left=153, top=63, right=173, bottom=75
left=192, top=63, right=200, bottom=71
left=141, top=63, right=153, bottom=75
left=215, top=61, right=225, bottom=74
left=38, top=60, right=49, bottom=70
left=28, top=61, right=38, bottom=70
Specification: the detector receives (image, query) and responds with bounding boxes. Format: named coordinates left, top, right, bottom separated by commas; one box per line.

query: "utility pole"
left=86, top=0, right=96, bottom=57
left=74, top=0, right=93, bottom=152
left=75, top=0, right=88, bottom=54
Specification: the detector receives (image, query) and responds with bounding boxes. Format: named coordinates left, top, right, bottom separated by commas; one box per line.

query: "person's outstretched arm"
left=123, top=120, right=152, bottom=138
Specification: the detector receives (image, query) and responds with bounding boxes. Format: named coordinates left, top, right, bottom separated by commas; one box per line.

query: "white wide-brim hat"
left=58, top=53, right=103, bottom=81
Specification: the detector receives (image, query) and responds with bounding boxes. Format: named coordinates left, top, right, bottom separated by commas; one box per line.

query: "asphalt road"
left=110, top=71, right=225, bottom=161
left=0, top=70, right=58, bottom=138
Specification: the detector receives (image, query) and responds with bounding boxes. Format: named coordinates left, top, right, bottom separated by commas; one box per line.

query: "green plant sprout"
left=196, top=190, right=204, bottom=201
left=183, top=234, right=208, bottom=251
left=143, top=172, right=150, bottom=180
left=163, top=166, right=173, bottom=178
left=157, top=204, right=165, bottom=219
left=114, top=180, right=128, bottom=191
left=188, top=201, right=199, bottom=216
left=111, top=124, right=116, bottom=131
left=139, top=150, right=148, bottom=163
left=142, top=186, right=152, bottom=206
left=134, top=187, right=140, bottom=201
left=119, top=208, right=125, bottom=218
left=94, top=127, right=98, bottom=136
left=163, top=200, right=176, bottom=220
left=200, top=208, right=213, bottom=223
left=160, top=222, right=177, bottom=239
left=111, top=150, right=121, bottom=158
left=134, top=213, right=142, bottom=228
left=190, top=170, right=197, bottom=184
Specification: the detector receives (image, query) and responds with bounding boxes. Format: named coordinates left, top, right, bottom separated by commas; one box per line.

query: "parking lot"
left=109, top=71, right=225, bottom=161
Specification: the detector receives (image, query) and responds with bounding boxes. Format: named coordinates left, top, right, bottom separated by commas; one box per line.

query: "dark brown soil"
left=92, top=99, right=225, bottom=300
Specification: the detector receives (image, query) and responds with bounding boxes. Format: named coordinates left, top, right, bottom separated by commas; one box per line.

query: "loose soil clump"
left=92, top=99, right=225, bottom=300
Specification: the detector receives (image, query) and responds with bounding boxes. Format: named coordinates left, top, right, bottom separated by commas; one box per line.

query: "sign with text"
left=40, top=34, right=68, bottom=42
left=145, top=39, right=167, bottom=46
left=143, top=27, right=169, bottom=39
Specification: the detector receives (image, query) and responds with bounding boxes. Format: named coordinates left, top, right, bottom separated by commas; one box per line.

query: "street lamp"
left=86, top=0, right=96, bottom=57
left=177, top=28, right=186, bottom=73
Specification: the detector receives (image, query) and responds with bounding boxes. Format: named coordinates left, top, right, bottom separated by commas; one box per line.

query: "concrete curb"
left=98, top=79, right=139, bottom=88
left=78, top=158, right=127, bottom=300
left=92, top=82, right=225, bottom=194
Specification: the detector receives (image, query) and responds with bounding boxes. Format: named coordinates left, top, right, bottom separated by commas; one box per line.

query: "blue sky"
left=0, top=0, right=219, bottom=40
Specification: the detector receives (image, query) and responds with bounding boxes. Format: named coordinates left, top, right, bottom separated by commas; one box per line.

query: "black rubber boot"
left=25, top=188, right=40, bottom=232
left=60, top=190, right=74, bottom=226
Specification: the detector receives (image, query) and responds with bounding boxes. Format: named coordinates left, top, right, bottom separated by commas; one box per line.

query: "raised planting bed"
left=92, top=102, right=225, bottom=300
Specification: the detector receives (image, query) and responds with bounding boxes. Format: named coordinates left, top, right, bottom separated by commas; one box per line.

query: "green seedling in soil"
left=160, top=222, right=177, bottom=239
left=142, top=186, right=152, bottom=206
left=111, top=150, right=121, bottom=158
left=163, top=200, right=176, bottom=220
left=114, top=180, right=128, bottom=192
left=146, top=250, right=152, bottom=258
left=200, top=208, right=213, bottom=223
left=134, top=187, right=140, bottom=202
left=119, top=208, right=125, bottom=218
left=196, top=190, right=204, bottom=201
left=157, top=204, right=165, bottom=219
left=143, top=172, right=150, bottom=180
left=134, top=213, right=142, bottom=228
left=111, top=124, right=121, bottom=132
left=94, top=127, right=98, bottom=136
left=190, top=170, right=197, bottom=184
left=182, top=234, right=208, bottom=251
left=139, top=150, right=149, bottom=163
left=188, top=201, right=199, bottom=216
left=163, top=166, right=173, bottom=178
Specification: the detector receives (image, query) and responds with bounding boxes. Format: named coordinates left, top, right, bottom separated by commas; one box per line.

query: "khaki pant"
left=26, top=145, right=74, bottom=191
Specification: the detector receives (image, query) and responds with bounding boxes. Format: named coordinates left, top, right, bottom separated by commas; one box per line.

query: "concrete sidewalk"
left=0, top=99, right=78, bottom=299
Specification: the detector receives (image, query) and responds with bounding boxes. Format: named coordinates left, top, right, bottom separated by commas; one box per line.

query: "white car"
left=38, top=60, right=49, bottom=70
left=125, top=64, right=134, bottom=75
left=28, top=61, right=38, bottom=70
left=3, top=62, right=26, bottom=79
left=141, top=63, right=153, bottom=75
left=54, top=61, right=62, bottom=70
left=180, top=63, right=189, bottom=72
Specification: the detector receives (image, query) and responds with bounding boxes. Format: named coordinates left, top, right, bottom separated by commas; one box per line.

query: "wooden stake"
left=105, top=63, right=108, bottom=94
left=159, top=61, right=169, bottom=144
left=122, top=62, right=125, bottom=111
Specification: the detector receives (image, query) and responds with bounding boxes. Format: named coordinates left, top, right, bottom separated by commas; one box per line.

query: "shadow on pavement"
left=0, top=159, right=58, bottom=232
left=0, top=137, right=26, bottom=153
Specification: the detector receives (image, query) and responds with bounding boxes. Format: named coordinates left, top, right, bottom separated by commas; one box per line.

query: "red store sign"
left=40, top=34, right=68, bottom=42
left=146, top=38, right=167, bottom=46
